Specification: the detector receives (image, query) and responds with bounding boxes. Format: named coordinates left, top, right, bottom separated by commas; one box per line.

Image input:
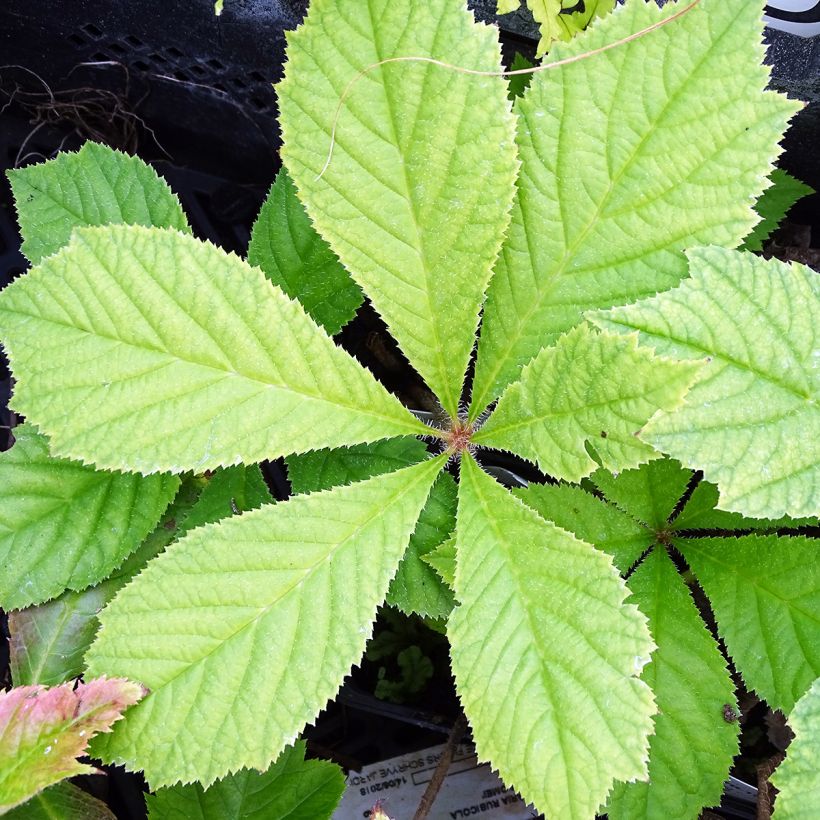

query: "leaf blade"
left=0, top=225, right=427, bottom=473
left=8, top=141, right=190, bottom=263
left=470, top=0, right=799, bottom=417
left=85, top=456, right=445, bottom=786
left=277, top=0, right=519, bottom=415
left=0, top=424, right=179, bottom=609
left=591, top=247, right=820, bottom=518
left=449, top=455, right=655, bottom=818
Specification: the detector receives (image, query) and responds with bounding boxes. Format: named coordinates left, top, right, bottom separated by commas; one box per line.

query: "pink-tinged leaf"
left=0, top=677, right=145, bottom=813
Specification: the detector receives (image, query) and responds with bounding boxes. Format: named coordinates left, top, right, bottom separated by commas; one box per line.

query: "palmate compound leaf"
left=0, top=225, right=427, bottom=473
left=449, top=455, right=655, bottom=819
left=247, top=167, right=362, bottom=336
left=607, top=548, right=739, bottom=820
left=0, top=424, right=179, bottom=610
left=0, top=677, right=144, bottom=813
left=277, top=0, right=518, bottom=417
left=469, top=0, right=800, bottom=420
left=8, top=141, right=190, bottom=264
left=771, top=677, right=820, bottom=818
left=591, top=246, right=820, bottom=519
left=85, top=456, right=445, bottom=787
left=676, top=535, right=820, bottom=714
left=145, top=741, right=345, bottom=820
left=9, top=468, right=269, bottom=688
left=472, top=323, right=703, bottom=482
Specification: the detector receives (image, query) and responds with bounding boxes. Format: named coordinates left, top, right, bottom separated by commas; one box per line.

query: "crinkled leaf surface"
left=288, top=440, right=454, bottom=618
left=592, top=247, right=819, bottom=518
left=0, top=424, right=179, bottom=609
left=145, top=741, right=344, bottom=820
left=470, top=0, right=799, bottom=418
left=677, top=536, right=820, bottom=713
left=0, top=677, right=144, bottom=813
left=515, top=481, right=653, bottom=573
left=85, top=457, right=444, bottom=787
left=247, top=167, right=362, bottom=335
left=5, top=782, right=115, bottom=820
left=474, top=324, right=701, bottom=482
left=8, top=141, right=189, bottom=264
left=278, top=0, right=518, bottom=416
left=608, top=549, right=738, bottom=820
left=0, top=225, right=426, bottom=473
left=742, top=169, right=813, bottom=253
left=449, top=455, right=655, bottom=818
left=771, top=677, right=820, bottom=818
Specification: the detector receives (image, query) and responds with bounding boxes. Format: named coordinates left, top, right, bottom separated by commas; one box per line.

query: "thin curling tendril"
left=316, top=0, right=702, bottom=180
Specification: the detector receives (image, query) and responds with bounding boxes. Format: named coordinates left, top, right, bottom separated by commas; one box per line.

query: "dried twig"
left=412, top=714, right=469, bottom=820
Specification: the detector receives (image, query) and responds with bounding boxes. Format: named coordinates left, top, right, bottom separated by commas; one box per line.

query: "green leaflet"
left=421, top=535, right=456, bottom=588
left=676, top=536, right=820, bottom=713
left=507, top=52, right=534, bottom=100
left=0, top=424, right=179, bottom=609
left=592, top=247, right=820, bottom=519
left=0, top=225, right=427, bottom=473
left=277, top=0, right=518, bottom=416
left=589, top=457, right=693, bottom=531
left=470, top=0, right=799, bottom=419
left=771, top=677, right=820, bottom=818
left=449, top=455, right=655, bottom=819
left=288, top=440, right=455, bottom=618
left=8, top=141, right=189, bottom=264
left=473, top=324, right=702, bottom=482
left=742, top=169, right=813, bottom=253
left=607, top=549, right=738, bottom=820
left=247, top=167, right=362, bottom=335
left=177, top=465, right=271, bottom=536
left=145, top=741, right=345, bottom=819
left=85, top=457, right=444, bottom=786
left=0, top=678, right=144, bottom=813
left=5, top=782, right=115, bottom=820
left=515, top=481, right=653, bottom=573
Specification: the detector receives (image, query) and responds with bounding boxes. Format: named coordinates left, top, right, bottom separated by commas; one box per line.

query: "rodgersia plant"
left=0, top=0, right=818, bottom=817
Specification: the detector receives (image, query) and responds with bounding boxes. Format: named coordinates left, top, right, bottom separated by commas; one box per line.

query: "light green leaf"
left=677, top=536, right=820, bottom=713
left=449, top=455, right=655, bottom=818
left=0, top=225, right=427, bottom=474
left=473, top=324, right=702, bottom=482
left=771, top=677, right=820, bottom=818
left=497, top=0, right=520, bottom=14
left=421, top=535, right=456, bottom=588
left=0, top=678, right=144, bottom=813
left=8, top=141, right=189, bottom=264
left=470, top=0, right=799, bottom=418
left=5, top=782, right=115, bottom=820
left=386, top=472, right=456, bottom=619
left=608, top=549, right=738, bottom=820
left=145, top=741, right=345, bottom=819
left=742, top=169, right=813, bottom=253
left=85, top=456, right=444, bottom=787
left=277, top=0, right=518, bottom=416
left=0, top=424, right=179, bottom=609
left=515, top=481, right=653, bottom=573
left=288, top=439, right=454, bottom=618
left=247, top=167, right=362, bottom=335
left=591, top=247, right=820, bottom=518
left=589, top=457, right=692, bottom=531
left=528, top=0, right=565, bottom=57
